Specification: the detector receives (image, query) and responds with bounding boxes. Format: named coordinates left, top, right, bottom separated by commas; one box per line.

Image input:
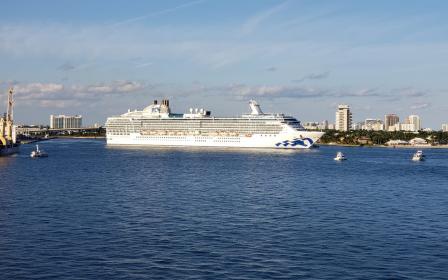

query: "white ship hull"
left=107, top=131, right=323, bottom=149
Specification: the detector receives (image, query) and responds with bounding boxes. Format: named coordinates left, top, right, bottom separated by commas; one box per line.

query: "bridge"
left=17, top=126, right=105, bottom=136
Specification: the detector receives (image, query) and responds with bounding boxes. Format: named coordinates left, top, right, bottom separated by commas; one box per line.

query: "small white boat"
left=412, top=150, right=425, bottom=161
left=30, top=145, right=48, bottom=158
left=334, top=152, right=346, bottom=161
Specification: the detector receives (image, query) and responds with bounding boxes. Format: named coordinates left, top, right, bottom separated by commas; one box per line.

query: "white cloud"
left=87, top=85, right=113, bottom=93
left=292, top=71, right=330, bottom=82
left=9, top=80, right=146, bottom=108
left=116, top=81, right=144, bottom=92
left=38, top=99, right=83, bottom=108
left=351, top=88, right=380, bottom=97
left=410, top=103, right=431, bottom=110
left=395, top=87, right=427, bottom=98
left=8, top=80, right=436, bottom=111
left=172, top=83, right=440, bottom=105
left=229, top=84, right=324, bottom=99
left=14, top=83, right=64, bottom=94
left=86, top=81, right=145, bottom=94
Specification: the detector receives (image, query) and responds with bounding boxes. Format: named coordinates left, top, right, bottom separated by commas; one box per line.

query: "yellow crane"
left=0, top=88, right=14, bottom=146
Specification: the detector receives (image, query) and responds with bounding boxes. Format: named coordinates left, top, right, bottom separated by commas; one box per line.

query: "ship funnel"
left=160, top=99, right=171, bottom=114
left=160, top=99, right=170, bottom=107
left=249, top=100, right=263, bottom=115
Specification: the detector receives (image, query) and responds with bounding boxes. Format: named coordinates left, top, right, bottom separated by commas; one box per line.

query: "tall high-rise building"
left=384, top=114, right=399, bottom=131
left=404, top=115, right=421, bottom=132
left=50, top=115, right=82, bottom=129
left=442, top=124, right=448, bottom=132
left=352, top=122, right=363, bottom=130
left=335, top=105, right=352, bottom=131
left=320, top=120, right=329, bottom=130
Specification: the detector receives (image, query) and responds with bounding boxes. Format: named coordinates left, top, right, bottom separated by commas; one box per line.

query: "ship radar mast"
left=249, top=100, right=264, bottom=115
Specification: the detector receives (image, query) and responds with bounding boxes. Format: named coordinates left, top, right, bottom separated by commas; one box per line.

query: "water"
left=1, top=139, right=447, bottom=279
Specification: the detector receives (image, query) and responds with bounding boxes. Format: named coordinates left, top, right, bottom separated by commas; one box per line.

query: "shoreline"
left=319, top=143, right=448, bottom=149
left=55, top=136, right=106, bottom=139
left=20, top=138, right=55, bottom=144
left=20, top=136, right=105, bottom=144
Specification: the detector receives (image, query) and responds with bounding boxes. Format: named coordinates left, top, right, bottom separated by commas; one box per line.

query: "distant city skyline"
left=1, top=0, right=448, bottom=127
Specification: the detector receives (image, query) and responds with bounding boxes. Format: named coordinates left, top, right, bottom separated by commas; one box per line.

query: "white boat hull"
left=334, top=157, right=346, bottom=161
left=107, top=131, right=324, bottom=149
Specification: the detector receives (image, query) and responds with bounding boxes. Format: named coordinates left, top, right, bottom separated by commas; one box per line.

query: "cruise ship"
left=106, top=99, right=324, bottom=149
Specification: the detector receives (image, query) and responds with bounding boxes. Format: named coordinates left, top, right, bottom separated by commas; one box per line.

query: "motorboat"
left=334, top=152, right=346, bottom=161
left=30, top=145, right=48, bottom=158
left=412, top=150, right=425, bottom=161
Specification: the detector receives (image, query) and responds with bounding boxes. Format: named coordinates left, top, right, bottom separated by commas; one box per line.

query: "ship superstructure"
left=106, top=99, right=324, bottom=149
left=0, top=88, right=19, bottom=156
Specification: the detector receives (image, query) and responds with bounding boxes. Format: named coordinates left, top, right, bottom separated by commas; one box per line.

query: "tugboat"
left=0, top=88, right=20, bottom=156
left=334, top=151, right=347, bottom=161
left=412, top=150, right=425, bottom=161
left=30, top=145, right=48, bottom=158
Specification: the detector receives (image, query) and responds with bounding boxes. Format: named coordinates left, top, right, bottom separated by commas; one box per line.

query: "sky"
left=1, top=0, right=447, bottom=128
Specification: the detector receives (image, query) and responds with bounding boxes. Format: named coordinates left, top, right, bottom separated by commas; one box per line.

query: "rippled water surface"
left=1, top=139, right=448, bottom=279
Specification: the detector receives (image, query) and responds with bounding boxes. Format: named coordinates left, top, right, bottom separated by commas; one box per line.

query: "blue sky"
left=1, top=0, right=447, bottom=128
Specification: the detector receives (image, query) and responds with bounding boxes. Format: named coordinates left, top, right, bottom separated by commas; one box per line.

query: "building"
left=442, top=124, right=448, bottom=132
left=384, top=114, right=399, bottom=131
left=404, top=115, right=421, bottom=132
left=362, top=119, right=384, bottom=131
left=408, top=115, right=421, bottom=130
left=386, top=139, right=409, bottom=146
left=303, top=122, right=320, bottom=130
left=400, top=123, right=416, bottom=132
left=303, top=120, right=329, bottom=130
left=319, top=120, right=329, bottom=130
left=357, top=136, right=372, bottom=145
left=335, top=105, right=352, bottom=131
left=352, top=122, right=363, bottom=130
left=16, top=125, right=47, bottom=136
left=409, top=137, right=428, bottom=146
left=50, top=115, right=82, bottom=129
left=388, top=123, right=401, bottom=132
